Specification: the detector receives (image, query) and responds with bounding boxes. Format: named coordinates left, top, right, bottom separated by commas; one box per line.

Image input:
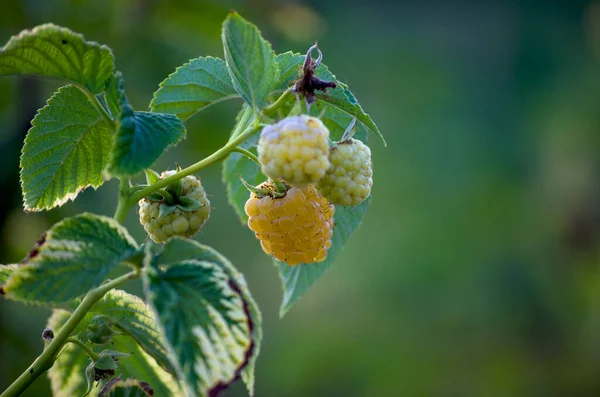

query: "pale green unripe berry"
left=318, top=138, right=373, bottom=206
left=138, top=172, right=210, bottom=243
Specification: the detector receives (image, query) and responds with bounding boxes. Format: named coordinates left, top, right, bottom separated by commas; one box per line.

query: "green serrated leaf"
left=108, top=73, right=186, bottom=176
left=222, top=11, right=279, bottom=111
left=99, top=377, right=154, bottom=397
left=110, top=111, right=186, bottom=176
left=88, top=290, right=177, bottom=377
left=47, top=307, right=181, bottom=397
left=111, top=336, right=182, bottom=396
left=143, top=237, right=261, bottom=396
left=273, top=51, right=304, bottom=92
left=277, top=198, right=370, bottom=316
left=20, top=85, right=112, bottom=211
left=0, top=24, right=114, bottom=94
left=272, top=52, right=386, bottom=145
left=150, top=56, right=239, bottom=120
left=3, top=213, right=138, bottom=303
left=0, top=264, right=18, bottom=288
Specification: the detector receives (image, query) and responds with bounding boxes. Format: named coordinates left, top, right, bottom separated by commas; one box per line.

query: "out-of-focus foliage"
left=1, top=1, right=599, bottom=396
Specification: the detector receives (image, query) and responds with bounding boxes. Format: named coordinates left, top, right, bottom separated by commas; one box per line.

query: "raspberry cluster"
left=244, top=183, right=334, bottom=266
left=138, top=171, right=210, bottom=243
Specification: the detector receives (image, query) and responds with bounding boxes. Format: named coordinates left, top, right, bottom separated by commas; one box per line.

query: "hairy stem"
left=231, top=147, right=260, bottom=166
left=0, top=271, right=137, bottom=397
left=263, top=89, right=293, bottom=118
left=113, top=178, right=130, bottom=224
left=228, top=106, right=253, bottom=143
left=128, top=122, right=263, bottom=204
left=66, top=337, right=100, bottom=361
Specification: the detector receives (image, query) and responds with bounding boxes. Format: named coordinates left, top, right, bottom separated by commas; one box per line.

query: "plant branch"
left=66, top=337, right=99, bottom=361
left=228, top=106, right=253, bottom=143
left=0, top=271, right=137, bottom=397
left=231, top=147, right=260, bottom=166
left=263, top=89, right=293, bottom=118
left=129, top=122, right=263, bottom=204
left=113, top=178, right=130, bottom=224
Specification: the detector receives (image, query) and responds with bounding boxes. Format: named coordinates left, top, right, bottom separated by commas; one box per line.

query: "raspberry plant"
left=0, top=11, right=385, bottom=397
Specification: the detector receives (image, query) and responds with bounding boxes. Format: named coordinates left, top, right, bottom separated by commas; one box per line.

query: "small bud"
left=42, top=328, right=54, bottom=342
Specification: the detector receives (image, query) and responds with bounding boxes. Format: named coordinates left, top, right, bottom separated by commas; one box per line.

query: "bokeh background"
left=1, top=0, right=600, bottom=396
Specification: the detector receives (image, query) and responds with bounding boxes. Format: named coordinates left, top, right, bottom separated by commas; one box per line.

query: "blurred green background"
left=1, top=0, right=600, bottom=396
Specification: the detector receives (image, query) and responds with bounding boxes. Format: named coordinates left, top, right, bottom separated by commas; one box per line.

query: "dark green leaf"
left=276, top=198, right=371, bottom=316
left=20, top=85, right=112, bottom=211
left=150, top=56, right=239, bottom=120
left=143, top=238, right=261, bottom=396
left=0, top=24, right=114, bottom=94
left=3, top=213, right=138, bottom=303
left=222, top=11, right=279, bottom=111
left=108, top=73, right=186, bottom=176
left=110, top=111, right=186, bottom=176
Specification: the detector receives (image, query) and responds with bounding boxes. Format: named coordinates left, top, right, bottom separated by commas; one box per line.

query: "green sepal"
left=145, top=169, right=160, bottom=185
left=158, top=204, right=178, bottom=218
left=175, top=197, right=203, bottom=212
left=145, top=192, right=164, bottom=202
left=84, top=361, right=96, bottom=397
left=166, top=177, right=184, bottom=198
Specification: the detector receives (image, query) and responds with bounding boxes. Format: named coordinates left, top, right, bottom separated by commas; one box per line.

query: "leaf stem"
left=66, top=337, right=100, bottom=361
left=263, top=89, right=293, bottom=118
left=0, top=271, right=137, bottom=397
left=129, top=122, right=263, bottom=204
left=231, top=147, right=260, bottom=166
left=228, top=106, right=253, bottom=143
left=81, top=88, right=116, bottom=129
left=113, top=178, right=130, bottom=224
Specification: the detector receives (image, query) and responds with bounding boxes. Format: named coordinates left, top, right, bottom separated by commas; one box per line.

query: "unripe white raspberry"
left=258, top=115, right=331, bottom=186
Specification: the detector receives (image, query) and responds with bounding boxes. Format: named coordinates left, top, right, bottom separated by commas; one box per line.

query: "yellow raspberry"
left=258, top=115, right=331, bottom=186
left=318, top=138, right=373, bottom=206
left=244, top=183, right=334, bottom=266
left=138, top=171, right=210, bottom=243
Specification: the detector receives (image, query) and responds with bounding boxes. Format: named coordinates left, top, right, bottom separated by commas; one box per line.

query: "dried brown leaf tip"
left=294, top=43, right=336, bottom=105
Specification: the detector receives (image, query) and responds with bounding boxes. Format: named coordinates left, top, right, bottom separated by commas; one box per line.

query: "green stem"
left=263, top=89, right=293, bottom=118
left=0, top=271, right=137, bottom=397
left=129, top=123, right=263, bottom=204
left=113, top=178, right=130, bottom=224
left=231, top=147, right=260, bottom=165
left=66, top=337, right=99, bottom=361
left=228, top=106, right=253, bottom=143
